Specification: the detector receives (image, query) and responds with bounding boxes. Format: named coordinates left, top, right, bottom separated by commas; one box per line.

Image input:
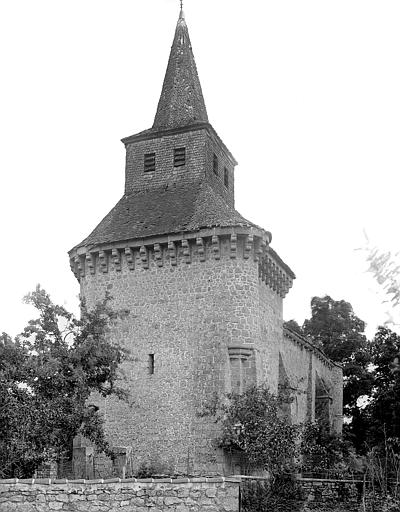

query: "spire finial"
left=179, top=0, right=184, bottom=19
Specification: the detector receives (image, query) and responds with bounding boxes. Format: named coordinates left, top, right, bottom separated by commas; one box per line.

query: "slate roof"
left=152, top=9, right=208, bottom=131
left=72, top=181, right=259, bottom=251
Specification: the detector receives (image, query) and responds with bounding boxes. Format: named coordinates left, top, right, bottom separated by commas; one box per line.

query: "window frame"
left=173, top=147, right=186, bottom=168
left=144, top=152, right=156, bottom=173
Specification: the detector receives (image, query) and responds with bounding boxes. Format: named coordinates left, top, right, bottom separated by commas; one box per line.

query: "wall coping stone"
left=0, top=476, right=231, bottom=486
left=233, top=475, right=365, bottom=484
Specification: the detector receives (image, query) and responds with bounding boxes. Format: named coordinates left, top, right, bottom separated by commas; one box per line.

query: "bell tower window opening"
left=174, top=147, right=186, bottom=167
left=148, top=354, right=155, bottom=375
left=224, top=167, right=229, bottom=188
left=144, top=152, right=156, bottom=172
left=213, top=153, right=219, bottom=175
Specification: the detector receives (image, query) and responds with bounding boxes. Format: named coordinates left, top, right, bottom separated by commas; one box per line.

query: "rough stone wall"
left=0, top=477, right=239, bottom=512
left=124, top=127, right=235, bottom=208
left=78, top=232, right=342, bottom=475
left=299, top=478, right=363, bottom=509
left=281, top=343, right=342, bottom=431
left=124, top=129, right=207, bottom=195
left=240, top=477, right=394, bottom=512
left=256, top=280, right=284, bottom=392
left=80, top=236, right=263, bottom=476
left=204, top=130, right=235, bottom=207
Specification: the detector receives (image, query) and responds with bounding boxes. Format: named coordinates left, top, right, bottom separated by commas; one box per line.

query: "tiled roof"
left=152, top=9, right=208, bottom=131
left=72, top=181, right=258, bottom=251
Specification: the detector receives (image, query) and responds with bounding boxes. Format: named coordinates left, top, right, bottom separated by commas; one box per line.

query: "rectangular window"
left=148, top=354, right=155, bottom=375
left=213, top=153, right=218, bottom=175
left=144, top=152, right=156, bottom=172
left=224, top=167, right=229, bottom=188
left=174, top=147, right=186, bottom=167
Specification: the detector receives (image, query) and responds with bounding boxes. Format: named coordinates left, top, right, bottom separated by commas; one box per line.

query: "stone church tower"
left=69, top=8, right=342, bottom=476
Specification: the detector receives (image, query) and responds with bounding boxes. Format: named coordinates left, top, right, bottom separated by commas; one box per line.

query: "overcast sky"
left=1, top=0, right=399, bottom=338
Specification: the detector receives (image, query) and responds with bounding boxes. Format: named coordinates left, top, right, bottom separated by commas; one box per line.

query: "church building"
left=69, top=7, right=343, bottom=476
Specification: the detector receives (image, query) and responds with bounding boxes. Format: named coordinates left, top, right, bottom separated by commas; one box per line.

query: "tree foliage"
left=204, top=384, right=348, bottom=479
left=287, top=295, right=373, bottom=415
left=363, top=327, right=400, bottom=444
left=206, top=385, right=300, bottom=475
left=0, top=286, right=128, bottom=478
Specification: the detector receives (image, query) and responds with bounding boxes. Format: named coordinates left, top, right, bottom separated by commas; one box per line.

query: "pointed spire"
left=152, top=7, right=209, bottom=130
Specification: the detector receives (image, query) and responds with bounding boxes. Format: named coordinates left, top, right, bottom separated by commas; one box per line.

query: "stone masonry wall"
left=0, top=477, right=239, bottom=512
left=124, top=130, right=207, bottom=195
left=80, top=236, right=265, bottom=476
left=124, top=127, right=235, bottom=207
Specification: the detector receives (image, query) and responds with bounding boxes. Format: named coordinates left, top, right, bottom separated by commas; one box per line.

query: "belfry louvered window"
left=213, top=153, right=218, bottom=175
left=224, top=167, right=229, bottom=188
left=174, top=147, right=186, bottom=167
left=144, top=152, right=156, bottom=172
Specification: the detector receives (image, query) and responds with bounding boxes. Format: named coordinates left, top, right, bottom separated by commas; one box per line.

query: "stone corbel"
left=230, top=233, right=237, bottom=259
left=168, top=241, right=177, bottom=266
left=112, top=248, right=121, bottom=272
left=75, top=256, right=85, bottom=278
left=70, top=258, right=79, bottom=280
left=140, top=246, right=149, bottom=269
left=212, top=234, right=220, bottom=260
left=255, top=238, right=266, bottom=262
left=125, top=247, right=135, bottom=271
left=181, top=239, right=191, bottom=264
left=196, top=237, right=206, bottom=262
left=86, top=253, right=95, bottom=275
left=154, top=243, right=163, bottom=267
left=99, top=251, right=108, bottom=273
left=244, top=234, right=253, bottom=260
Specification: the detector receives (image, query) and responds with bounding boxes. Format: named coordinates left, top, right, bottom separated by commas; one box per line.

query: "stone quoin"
left=68, top=6, right=343, bottom=476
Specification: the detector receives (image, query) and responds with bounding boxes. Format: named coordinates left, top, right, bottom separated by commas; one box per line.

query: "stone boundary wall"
left=299, top=478, right=363, bottom=509
left=0, top=477, right=239, bottom=512
left=239, top=476, right=396, bottom=512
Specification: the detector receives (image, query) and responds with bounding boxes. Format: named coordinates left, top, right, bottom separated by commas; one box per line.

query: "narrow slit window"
left=144, top=152, right=156, bottom=172
left=174, top=147, right=186, bottom=167
left=213, top=154, right=218, bottom=175
left=148, top=354, right=155, bottom=375
left=224, top=167, right=229, bottom=188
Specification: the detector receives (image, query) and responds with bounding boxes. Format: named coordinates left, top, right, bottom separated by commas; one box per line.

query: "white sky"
left=0, top=0, right=399, bottom=339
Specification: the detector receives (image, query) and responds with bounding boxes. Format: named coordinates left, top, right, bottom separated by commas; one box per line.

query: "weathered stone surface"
left=67, top=1, right=342, bottom=481
left=0, top=480, right=239, bottom=512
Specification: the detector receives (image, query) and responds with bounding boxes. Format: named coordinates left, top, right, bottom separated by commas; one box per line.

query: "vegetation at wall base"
left=0, top=285, right=129, bottom=478
left=240, top=474, right=303, bottom=512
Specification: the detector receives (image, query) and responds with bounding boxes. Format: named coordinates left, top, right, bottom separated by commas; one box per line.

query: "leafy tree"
left=364, top=327, right=400, bottom=443
left=283, top=319, right=303, bottom=335
left=301, top=296, right=373, bottom=415
left=0, top=286, right=128, bottom=478
left=300, top=422, right=350, bottom=477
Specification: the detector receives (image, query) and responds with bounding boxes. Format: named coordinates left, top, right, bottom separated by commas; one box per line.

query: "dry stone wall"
left=0, top=477, right=239, bottom=512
